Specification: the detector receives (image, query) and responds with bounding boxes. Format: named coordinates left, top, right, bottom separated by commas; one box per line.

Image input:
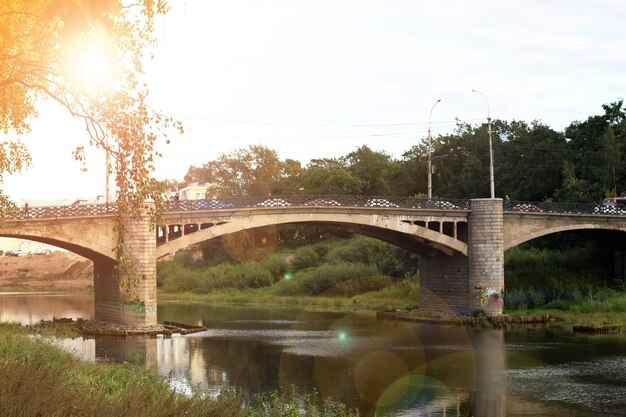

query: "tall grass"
left=504, top=245, right=619, bottom=311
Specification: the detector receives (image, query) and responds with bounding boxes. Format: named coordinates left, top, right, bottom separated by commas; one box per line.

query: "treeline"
left=164, top=100, right=626, bottom=203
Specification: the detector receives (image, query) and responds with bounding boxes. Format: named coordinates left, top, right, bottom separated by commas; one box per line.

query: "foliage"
left=173, top=99, right=626, bottom=205
left=0, top=0, right=183, bottom=293
left=504, top=244, right=615, bottom=310
left=184, top=145, right=293, bottom=197
left=274, top=262, right=380, bottom=296
left=1, top=0, right=181, bottom=206
left=300, top=158, right=362, bottom=195
left=291, top=246, right=322, bottom=270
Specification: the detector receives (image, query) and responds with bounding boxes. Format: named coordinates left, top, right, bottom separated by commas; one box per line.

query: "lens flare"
left=65, top=40, right=116, bottom=94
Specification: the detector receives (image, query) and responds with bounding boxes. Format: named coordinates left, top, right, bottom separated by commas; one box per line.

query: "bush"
left=274, top=262, right=379, bottom=296
left=291, top=246, right=321, bottom=271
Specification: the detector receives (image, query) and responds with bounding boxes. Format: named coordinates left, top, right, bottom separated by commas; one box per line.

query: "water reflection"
left=0, top=292, right=93, bottom=324
left=3, top=294, right=626, bottom=416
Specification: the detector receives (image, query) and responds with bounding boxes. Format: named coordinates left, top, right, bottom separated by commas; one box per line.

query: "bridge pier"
left=93, top=206, right=157, bottom=326
left=420, top=199, right=504, bottom=316
left=468, top=198, right=504, bottom=315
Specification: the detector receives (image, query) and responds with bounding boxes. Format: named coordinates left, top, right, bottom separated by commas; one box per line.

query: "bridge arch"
left=0, top=217, right=117, bottom=263
left=157, top=211, right=468, bottom=259
left=504, top=214, right=626, bottom=251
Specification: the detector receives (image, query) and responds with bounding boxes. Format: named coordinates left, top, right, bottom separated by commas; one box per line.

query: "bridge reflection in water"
left=48, top=311, right=509, bottom=417
left=4, top=294, right=621, bottom=416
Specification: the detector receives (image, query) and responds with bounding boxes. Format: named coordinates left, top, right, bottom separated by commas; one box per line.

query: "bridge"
left=2, top=196, right=626, bottom=326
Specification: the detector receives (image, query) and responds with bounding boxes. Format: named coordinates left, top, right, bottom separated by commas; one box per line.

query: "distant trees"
left=173, top=101, right=626, bottom=204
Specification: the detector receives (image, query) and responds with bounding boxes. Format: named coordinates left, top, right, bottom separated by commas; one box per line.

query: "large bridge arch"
left=157, top=211, right=468, bottom=259
left=1, top=217, right=117, bottom=262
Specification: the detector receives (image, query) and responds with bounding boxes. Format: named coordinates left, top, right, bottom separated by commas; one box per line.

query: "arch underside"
left=0, top=233, right=115, bottom=264
left=505, top=224, right=626, bottom=250
left=157, top=214, right=468, bottom=258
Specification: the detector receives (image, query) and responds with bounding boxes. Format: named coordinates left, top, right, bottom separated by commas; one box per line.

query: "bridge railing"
left=5, top=203, right=117, bottom=220
left=164, top=195, right=472, bottom=212
left=505, top=200, right=599, bottom=214
left=4, top=197, right=618, bottom=220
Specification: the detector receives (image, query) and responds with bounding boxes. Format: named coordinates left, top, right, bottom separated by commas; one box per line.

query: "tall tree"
left=345, top=145, right=392, bottom=195
left=185, top=145, right=288, bottom=197
left=564, top=100, right=626, bottom=200
left=496, top=121, right=565, bottom=201
left=0, top=0, right=181, bottom=216
left=300, top=158, right=361, bottom=195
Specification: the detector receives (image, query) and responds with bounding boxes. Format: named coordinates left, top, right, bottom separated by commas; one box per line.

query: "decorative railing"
left=5, top=203, right=117, bottom=220
left=2, top=196, right=620, bottom=220
left=504, top=200, right=600, bottom=215
left=163, top=196, right=472, bottom=212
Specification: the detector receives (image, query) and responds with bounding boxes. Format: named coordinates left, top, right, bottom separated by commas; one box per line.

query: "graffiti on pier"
left=121, top=299, right=156, bottom=315
left=476, top=287, right=504, bottom=306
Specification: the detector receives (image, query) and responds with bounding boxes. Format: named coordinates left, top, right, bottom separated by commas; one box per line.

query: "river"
left=1, top=292, right=626, bottom=416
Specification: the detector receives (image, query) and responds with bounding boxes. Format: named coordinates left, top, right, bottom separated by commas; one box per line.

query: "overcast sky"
left=4, top=0, right=626, bottom=202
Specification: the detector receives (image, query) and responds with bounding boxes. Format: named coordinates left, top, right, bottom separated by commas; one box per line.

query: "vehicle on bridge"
left=594, top=197, right=626, bottom=215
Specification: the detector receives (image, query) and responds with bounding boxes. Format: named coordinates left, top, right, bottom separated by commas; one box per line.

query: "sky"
left=3, top=0, right=626, bottom=202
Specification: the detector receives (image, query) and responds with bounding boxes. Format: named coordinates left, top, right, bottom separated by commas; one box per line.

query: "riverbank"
left=0, top=252, right=92, bottom=291
left=0, top=322, right=359, bottom=417
left=157, top=280, right=418, bottom=312
left=157, top=288, right=626, bottom=331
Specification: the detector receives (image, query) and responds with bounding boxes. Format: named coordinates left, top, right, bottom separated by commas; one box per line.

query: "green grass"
left=506, top=292, right=626, bottom=327
left=158, top=279, right=419, bottom=312
left=0, top=323, right=359, bottom=417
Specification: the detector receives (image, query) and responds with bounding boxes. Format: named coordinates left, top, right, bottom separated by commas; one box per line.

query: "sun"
left=65, top=42, right=115, bottom=94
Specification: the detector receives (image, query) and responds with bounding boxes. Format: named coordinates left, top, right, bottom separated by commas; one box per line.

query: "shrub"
left=274, top=262, right=379, bottom=296
left=291, top=246, right=321, bottom=271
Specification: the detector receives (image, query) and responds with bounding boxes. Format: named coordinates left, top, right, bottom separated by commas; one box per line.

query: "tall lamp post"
left=427, top=99, right=441, bottom=199
left=472, top=89, right=495, bottom=198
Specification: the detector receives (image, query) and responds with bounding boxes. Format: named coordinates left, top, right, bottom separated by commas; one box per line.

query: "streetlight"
left=427, top=99, right=441, bottom=199
left=105, top=145, right=110, bottom=204
left=472, top=89, right=495, bottom=199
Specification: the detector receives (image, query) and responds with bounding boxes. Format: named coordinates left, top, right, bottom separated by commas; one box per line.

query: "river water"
left=2, top=292, right=626, bottom=417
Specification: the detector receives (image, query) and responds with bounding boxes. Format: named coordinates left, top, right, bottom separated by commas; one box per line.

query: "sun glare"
left=66, top=44, right=115, bottom=93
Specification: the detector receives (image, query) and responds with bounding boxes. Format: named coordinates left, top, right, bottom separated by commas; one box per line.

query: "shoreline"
left=2, top=288, right=626, bottom=332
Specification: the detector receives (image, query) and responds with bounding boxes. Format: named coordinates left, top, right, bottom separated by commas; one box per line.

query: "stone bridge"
left=2, top=196, right=625, bottom=326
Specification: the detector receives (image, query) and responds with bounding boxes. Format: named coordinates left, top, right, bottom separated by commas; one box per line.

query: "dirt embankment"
left=0, top=252, right=93, bottom=290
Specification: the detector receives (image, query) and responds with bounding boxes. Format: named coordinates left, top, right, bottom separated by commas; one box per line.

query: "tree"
left=185, top=145, right=288, bottom=197
left=564, top=100, right=626, bottom=200
left=0, top=0, right=181, bottom=217
left=1, top=1, right=181, bottom=292
left=496, top=121, right=565, bottom=201
left=345, top=145, right=392, bottom=195
left=300, top=158, right=362, bottom=195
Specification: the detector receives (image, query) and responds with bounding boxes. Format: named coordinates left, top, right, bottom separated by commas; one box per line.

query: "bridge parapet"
left=164, top=195, right=471, bottom=212
left=7, top=203, right=117, bottom=220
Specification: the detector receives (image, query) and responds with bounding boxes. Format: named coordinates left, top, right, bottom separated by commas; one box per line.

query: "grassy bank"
left=0, top=323, right=358, bottom=417
left=158, top=279, right=419, bottom=312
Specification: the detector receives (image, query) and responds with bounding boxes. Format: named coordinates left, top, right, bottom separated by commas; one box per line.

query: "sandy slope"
left=0, top=252, right=93, bottom=290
